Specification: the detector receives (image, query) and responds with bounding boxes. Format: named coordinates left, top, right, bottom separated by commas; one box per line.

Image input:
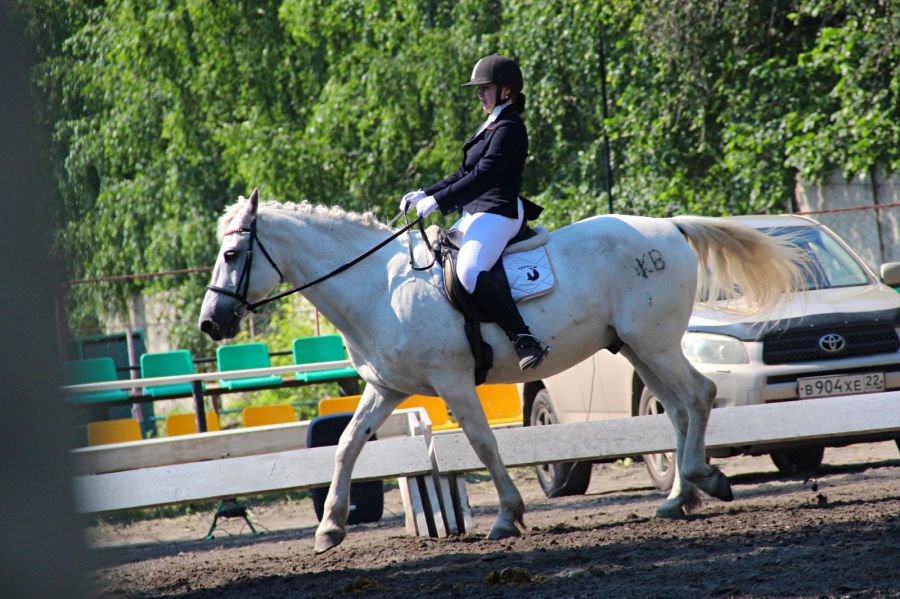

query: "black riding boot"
left=470, top=271, right=550, bottom=370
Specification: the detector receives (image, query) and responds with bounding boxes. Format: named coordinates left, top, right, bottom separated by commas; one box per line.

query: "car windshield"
left=762, top=226, right=871, bottom=290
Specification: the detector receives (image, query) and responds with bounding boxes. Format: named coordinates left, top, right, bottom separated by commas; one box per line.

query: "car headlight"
left=681, top=332, right=749, bottom=364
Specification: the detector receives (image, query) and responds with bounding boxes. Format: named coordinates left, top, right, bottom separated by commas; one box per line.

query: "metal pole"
left=599, top=37, right=614, bottom=214
left=192, top=380, right=208, bottom=433
left=315, top=306, right=321, bottom=336
left=124, top=327, right=144, bottom=424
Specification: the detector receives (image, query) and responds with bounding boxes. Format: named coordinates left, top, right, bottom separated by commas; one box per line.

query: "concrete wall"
left=795, top=167, right=900, bottom=272
left=106, top=291, right=179, bottom=355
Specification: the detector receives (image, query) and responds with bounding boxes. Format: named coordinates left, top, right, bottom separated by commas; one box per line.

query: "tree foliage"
left=17, top=0, right=899, bottom=346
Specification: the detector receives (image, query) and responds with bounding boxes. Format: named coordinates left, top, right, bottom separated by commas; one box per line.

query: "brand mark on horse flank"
left=634, top=249, right=666, bottom=279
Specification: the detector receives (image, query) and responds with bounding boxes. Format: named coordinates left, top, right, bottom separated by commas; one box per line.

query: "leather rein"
left=207, top=210, right=433, bottom=314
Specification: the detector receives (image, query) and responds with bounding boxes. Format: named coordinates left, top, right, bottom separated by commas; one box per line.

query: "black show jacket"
left=424, top=107, right=543, bottom=221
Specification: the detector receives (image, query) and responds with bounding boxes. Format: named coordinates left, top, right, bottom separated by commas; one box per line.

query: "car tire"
left=769, top=446, right=825, bottom=475
left=530, top=389, right=592, bottom=497
left=638, top=387, right=676, bottom=491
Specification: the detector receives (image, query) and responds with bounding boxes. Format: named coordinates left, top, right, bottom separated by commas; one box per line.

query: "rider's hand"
left=415, top=196, right=438, bottom=218
left=399, top=190, right=426, bottom=213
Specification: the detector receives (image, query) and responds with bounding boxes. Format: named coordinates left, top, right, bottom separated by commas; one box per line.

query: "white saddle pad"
left=502, top=246, right=556, bottom=302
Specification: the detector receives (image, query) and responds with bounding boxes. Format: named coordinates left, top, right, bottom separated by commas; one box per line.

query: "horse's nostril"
left=199, top=319, right=215, bottom=335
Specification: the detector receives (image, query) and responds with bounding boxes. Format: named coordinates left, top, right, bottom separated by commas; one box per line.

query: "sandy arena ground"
left=85, top=440, right=899, bottom=598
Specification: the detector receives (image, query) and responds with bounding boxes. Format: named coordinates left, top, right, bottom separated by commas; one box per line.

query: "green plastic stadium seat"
left=217, top=342, right=282, bottom=390
left=63, top=357, right=129, bottom=403
left=141, top=350, right=204, bottom=398
left=292, top=335, right=358, bottom=383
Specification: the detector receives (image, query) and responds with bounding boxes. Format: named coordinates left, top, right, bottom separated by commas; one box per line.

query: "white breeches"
left=452, top=199, right=524, bottom=293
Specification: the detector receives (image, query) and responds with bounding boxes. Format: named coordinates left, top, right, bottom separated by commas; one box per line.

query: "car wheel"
left=530, top=389, right=592, bottom=497
left=770, top=446, right=825, bottom=475
left=638, top=387, right=676, bottom=491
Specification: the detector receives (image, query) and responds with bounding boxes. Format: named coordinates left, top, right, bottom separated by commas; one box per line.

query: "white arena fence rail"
left=428, top=392, right=900, bottom=473
left=71, top=392, right=900, bottom=539
left=72, top=408, right=463, bottom=537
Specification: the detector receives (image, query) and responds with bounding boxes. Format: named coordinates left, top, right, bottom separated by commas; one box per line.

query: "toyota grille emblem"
left=818, top=333, right=846, bottom=353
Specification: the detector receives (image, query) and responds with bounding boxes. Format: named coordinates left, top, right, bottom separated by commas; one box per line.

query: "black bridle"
left=206, top=215, right=284, bottom=314
left=206, top=210, right=430, bottom=314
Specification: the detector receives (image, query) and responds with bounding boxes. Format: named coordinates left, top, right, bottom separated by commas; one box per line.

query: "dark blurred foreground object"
left=0, top=7, right=89, bottom=598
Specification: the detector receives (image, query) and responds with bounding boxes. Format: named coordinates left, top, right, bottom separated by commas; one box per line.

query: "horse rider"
left=400, top=54, right=550, bottom=370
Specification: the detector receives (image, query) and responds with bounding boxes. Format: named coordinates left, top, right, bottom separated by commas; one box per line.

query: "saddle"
left=426, top=223, right=553, bottom=384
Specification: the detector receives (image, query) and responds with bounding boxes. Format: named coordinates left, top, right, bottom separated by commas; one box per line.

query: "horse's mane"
left=217, top=198, right=392, bottom=241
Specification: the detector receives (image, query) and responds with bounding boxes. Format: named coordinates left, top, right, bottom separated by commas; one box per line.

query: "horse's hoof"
left=314, top=527, right=346, bottom=555
left=698, top=467, right=734, bottom=502
left=487, top=522, right=522, bottom=540
left=655, top=501, right=687, bottom=520
left=513, top=500, right=525, bottom=529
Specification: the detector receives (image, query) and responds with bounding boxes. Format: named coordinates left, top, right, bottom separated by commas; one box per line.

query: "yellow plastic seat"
left=318, top=395, right=362, bottom=416
left=165, top=412, right=221, bottom=436
left=242, top=404, right=297, bottom=427
left=87, top=418, right=142, bottom=446
left=397, top=395, right=459, bottom=431
left=318, top=395, right=461, bottom=431
left=477, top=384, right=523, bottom=426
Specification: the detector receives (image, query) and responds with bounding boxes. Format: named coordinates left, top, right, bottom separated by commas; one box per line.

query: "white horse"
left=198, top=190, right=807, bottom=554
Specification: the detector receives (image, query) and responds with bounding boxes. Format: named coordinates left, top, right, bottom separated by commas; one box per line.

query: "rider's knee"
left=456, top=262, right=481, bottom=293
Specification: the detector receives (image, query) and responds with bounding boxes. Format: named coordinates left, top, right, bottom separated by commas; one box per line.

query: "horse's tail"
left=671, top=216, right=809, bottom=316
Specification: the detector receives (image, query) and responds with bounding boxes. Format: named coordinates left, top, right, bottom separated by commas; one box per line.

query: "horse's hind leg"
left=621, top=346, right=700, bottom=517
left=315, top=383, right=405, bottom=554
left=621, top=345, right=733, bottom=517
left=436, top=383, right=524, bottom=540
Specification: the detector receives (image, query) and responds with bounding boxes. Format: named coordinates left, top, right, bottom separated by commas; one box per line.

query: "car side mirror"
left=879, top=261, right=900, bottom=288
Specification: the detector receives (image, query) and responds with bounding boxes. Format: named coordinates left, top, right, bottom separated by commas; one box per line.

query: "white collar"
left=474, top=101, right=513, bottom=137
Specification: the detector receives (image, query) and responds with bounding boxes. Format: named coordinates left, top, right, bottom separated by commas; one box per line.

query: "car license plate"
left=797, top=372, right=885, bottom=399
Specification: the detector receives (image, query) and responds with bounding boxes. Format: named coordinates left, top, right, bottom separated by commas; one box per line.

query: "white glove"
left=415, top=196, right=438, bottom=218
left=399, top=189, right=426, bottom=213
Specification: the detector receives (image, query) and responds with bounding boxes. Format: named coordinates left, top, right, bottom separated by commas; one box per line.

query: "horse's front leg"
left=315, top=384, right=405, bottom=554
left=437, top=384, right=524, bottom=540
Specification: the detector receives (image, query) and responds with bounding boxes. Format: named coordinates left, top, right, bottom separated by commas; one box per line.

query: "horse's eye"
left=223, top=250, right=239, bottom=262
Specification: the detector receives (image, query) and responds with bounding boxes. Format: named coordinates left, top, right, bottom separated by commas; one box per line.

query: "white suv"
left=521, top=215, right=900, bottom=497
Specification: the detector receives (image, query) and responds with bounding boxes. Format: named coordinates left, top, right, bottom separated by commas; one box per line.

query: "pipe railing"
left=61, top=360, right=354, bottom=393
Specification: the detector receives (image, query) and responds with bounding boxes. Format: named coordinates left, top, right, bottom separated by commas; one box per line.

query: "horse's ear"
left=249, top=188, right=259, bottom=215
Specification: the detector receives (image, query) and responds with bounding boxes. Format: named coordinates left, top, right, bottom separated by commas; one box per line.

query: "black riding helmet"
left=461, top=54, right=523, bottom=98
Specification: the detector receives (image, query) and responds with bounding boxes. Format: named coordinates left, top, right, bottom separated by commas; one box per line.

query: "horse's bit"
left=207, top=211, right=426, bottom=315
